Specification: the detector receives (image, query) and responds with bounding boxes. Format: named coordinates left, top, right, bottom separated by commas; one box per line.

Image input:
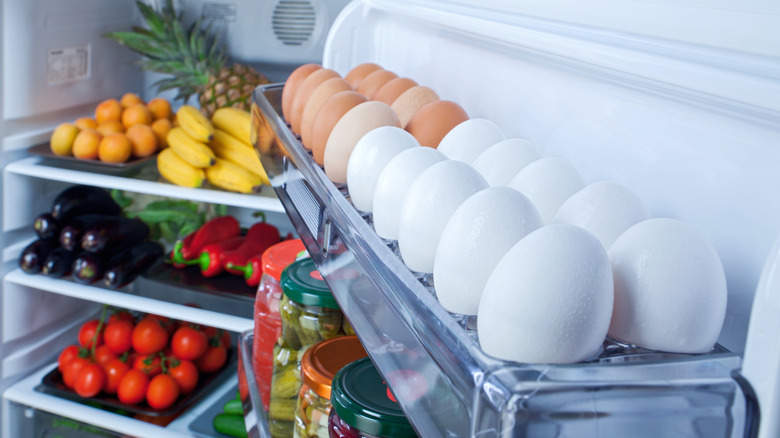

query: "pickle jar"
left=269, top=258, right=350, bottom=438
left=294, top=336, right=368, bottom=438
left=253, top=238, right=307, bottom=409
left=328, top=357, right=418, bottom=438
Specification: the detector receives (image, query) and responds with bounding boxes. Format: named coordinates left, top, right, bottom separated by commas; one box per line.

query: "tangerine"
left=74, top=117, right=98, bottom=131
left=150, top=118, right=172, bottom=148
left=126, top=124, right=158, bottom=158
left=147, top=97, right=172, bottom=121
left=121, top=104, right=153, bottom=130
left=96, top=120, right=125, bottom=136
left=120, top=93, right=144, bottom=108
left=98, top=133, right=133, bottom=163
left=95, top=99, right=122, bottom=124
left=72, top=129, right=102, bottom=160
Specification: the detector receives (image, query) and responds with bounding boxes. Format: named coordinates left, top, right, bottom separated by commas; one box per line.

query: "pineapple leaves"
left=136, top=1, right=165, bottom=37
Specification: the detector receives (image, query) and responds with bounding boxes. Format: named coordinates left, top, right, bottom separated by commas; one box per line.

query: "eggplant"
left=41, top=247, right=80, bottom=278
left=59, top=214, right=118, bottom=251
left=81, top=217, right=150, bottom=254
left=19, top=239, right=58, bottom=274
left=33, top=213, right=60, bottom=240
left=103, top=241, right=165, bottom=288
left=72, top=252, right=104, bottom=284
left=50, top=185, right=121, bottom=222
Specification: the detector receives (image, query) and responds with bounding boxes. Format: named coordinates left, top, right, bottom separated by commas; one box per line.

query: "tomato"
left=171, top=326, right=207, bottom=360
left=168, top=359, right=199, bottom=394
left=195, top=344, right=227, bottom=373
left=104, top=319, right=134, bottom=354
left=103, top=358, right=130, bottom=394
left=146, top=374, right=180, bottom=410
left=74, top=363, right=106, bottom=398
left=108, top=310, right=135, bottom=324
left=117, top=369, right=149, bottom=405
left=133, top=353, right=162, bottom=377
left=78, top=319, right=103, bottom=349
left=93, top=345, right=117, bottom=366
left=131, top=318, right=169, bottom=354
left=62, top=357, right=90, bottom=389
left=203, top=326, right=231, bottom=349
left=58, top=345, right=83, bottom=372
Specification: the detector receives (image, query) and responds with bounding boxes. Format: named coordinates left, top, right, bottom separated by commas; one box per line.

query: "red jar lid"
left=262, top=239, right=307, bottom=281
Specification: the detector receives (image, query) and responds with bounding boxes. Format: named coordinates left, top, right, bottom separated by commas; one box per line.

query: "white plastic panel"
left=322, top=0, right=780, bottom=355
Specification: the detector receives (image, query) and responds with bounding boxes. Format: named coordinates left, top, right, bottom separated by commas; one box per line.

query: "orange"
left=120, top=92, right=144, bottom=108
left=98, top=133, right=133, bottom=163
left=74, top=117, right=98, bottom=131
left=147, top=97, right=173, bottom=121
left=126, top=124, right=159, bottom=158
left=121, top=104, right=153, bottom=130
left=150, top=118, right=172, bottom=148
left=95, top=99, right=122, bottom=124
left=72, top=129, right=103, bottom=160
left=96, top=120, right=125, bottom=136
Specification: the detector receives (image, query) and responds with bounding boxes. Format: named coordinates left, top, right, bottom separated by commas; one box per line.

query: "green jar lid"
left=330, top=357, right=417, bottom=438
left=280, top=258, right=339, bottom=309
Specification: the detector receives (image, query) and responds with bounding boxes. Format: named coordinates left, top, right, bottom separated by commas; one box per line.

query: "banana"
left=210, top=129, right=270, bottom=185
left=157, top=148, right=206, bottom=188
left=167, top=127, right=216, bottom=168
left=211, top=107, right=251, bottom=145
left=205, top=158, right=264, bottom=194
left=176, top=105, right=214, bottom=142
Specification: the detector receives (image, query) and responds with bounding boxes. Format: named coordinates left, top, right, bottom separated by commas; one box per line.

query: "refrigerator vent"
left=272, top=0, right=316, bottom=46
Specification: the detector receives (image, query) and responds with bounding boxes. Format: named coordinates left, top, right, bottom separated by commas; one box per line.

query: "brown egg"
left=405, top=100, right=469, bottom=148
left=391, top=85, right=440, bottom=128
left=356, top=70, right=398, bottom=100
left=289, top=68, right=342, bottom=134
left=374, top=77, right=418, bottom=106
left=281, top=63, right=322, bottom=123
left=344, top=63, right=383, bottom=88
left=311, top=91, right=368, bottom=165
left=324, top=101, right=401, bottom=184
left=300, top=78, right=353, bottom=150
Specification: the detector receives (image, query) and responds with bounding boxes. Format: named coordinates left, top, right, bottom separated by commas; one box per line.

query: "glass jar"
left=294, top=336, right=367, bottom=438
left=252, top=239, right=307, bottom=409
left=269, top=258, right=350, bottom=438
left=328, top=357, right=418, bottom=438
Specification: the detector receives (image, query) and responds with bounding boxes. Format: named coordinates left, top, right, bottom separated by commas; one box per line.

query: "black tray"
left=142, top=263, right=257, bottom=302
left=28, top=143, right=158, bottom=174
left=37, top=348, right=236, bottom=417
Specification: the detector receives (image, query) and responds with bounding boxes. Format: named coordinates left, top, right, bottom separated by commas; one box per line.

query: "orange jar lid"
left=301, top=335, right=367, bottom=400
left=262, top=239, right=307, bottom=281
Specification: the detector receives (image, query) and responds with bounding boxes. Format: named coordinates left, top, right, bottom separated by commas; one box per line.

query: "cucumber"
left=223, top=398, right=243, bottom=416
left=213, top=413, right=248, bottom=438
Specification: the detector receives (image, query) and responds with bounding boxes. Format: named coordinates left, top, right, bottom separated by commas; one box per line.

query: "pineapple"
left=104, top=0, right=269, bottom=117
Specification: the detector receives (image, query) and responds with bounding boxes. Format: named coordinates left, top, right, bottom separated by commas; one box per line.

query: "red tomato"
left=62, top=357, right=90, bottom=389
left=93, top=345, right=117, bottom=366
left=168, top=359, right=199, bottom=394
left=171, top=326, right=208, bottom=360
left=132, top=318, right=169, bottom=354
left=78, top=319, right=103, bottom=349
left=58, top=345, right=82, bottom=372
left=103, top=319, right=134, bottom=354
left=74, top=363, right=106, bottom=398
left=195, top=344, right=227, bottom=373
left=203, top=326, right=231, bottom=349
left=108, top=310, right=135, bottom=324
left=146, top=374, right=180, bottom=410
left=103, top=358, right=130, bottom=394
left=118, top=369, right=149, bottom=405
left=133, top=353, right=162, bottom=377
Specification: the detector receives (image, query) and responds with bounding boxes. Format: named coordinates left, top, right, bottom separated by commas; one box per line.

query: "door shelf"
left=4, top=269, right=253, bottom=334
left=253, top=83, right=757, bottom=437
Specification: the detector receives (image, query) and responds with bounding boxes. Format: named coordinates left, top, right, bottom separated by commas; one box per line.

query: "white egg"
left=372, top=147, right=447, bottom=240
left=471, top=138, right=541, bottom=186
left=508, top=157, right=585, bottom=224
left=434, top=187, right=542, bottom=316
left=346, top=126, right=420, bottom=213
left=436, top=118, right=505, bottom=164
left=478, top=224, right=614, bottom=364
left=608, top=218, right=727, bottom=354
left=552, top=181, right=649, bottom=249
left=398, top=160, right=488, bottom=273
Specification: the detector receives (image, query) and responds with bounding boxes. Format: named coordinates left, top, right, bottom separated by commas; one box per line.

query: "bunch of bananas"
left=157, top=105, right=270, bottom=193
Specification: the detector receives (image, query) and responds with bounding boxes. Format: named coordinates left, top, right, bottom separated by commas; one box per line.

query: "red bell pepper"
left=176, top=216, right=241, bottom=261
left=193, top=236, right=246, bottom=277
left=223, top=221, right=281, bottom=276
left=227, top=254, right=264, bottom=287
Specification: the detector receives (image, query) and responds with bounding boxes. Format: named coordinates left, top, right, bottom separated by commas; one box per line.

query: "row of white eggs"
left=344, top=119, right=727, bottom=365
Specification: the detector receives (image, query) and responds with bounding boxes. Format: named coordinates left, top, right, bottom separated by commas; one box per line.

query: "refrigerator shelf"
left=4, top=269, right=253, bottom=334
left=252, top=83, right=757, bottom=437
left=3, top=362, right=239, bottom=438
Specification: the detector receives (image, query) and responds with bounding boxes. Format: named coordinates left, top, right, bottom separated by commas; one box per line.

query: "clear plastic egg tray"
left=251, top=83, right=757, bottom=437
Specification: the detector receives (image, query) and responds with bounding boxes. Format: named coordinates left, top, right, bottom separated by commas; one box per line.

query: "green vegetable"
left=223, top=398, right=243, bottom=416
left=271, top=365, right=301, bottom=399
left=213, top=413, right=248, bottom=438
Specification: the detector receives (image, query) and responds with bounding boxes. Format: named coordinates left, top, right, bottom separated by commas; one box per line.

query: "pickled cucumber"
left=271, top=366, right=301, bottom=399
